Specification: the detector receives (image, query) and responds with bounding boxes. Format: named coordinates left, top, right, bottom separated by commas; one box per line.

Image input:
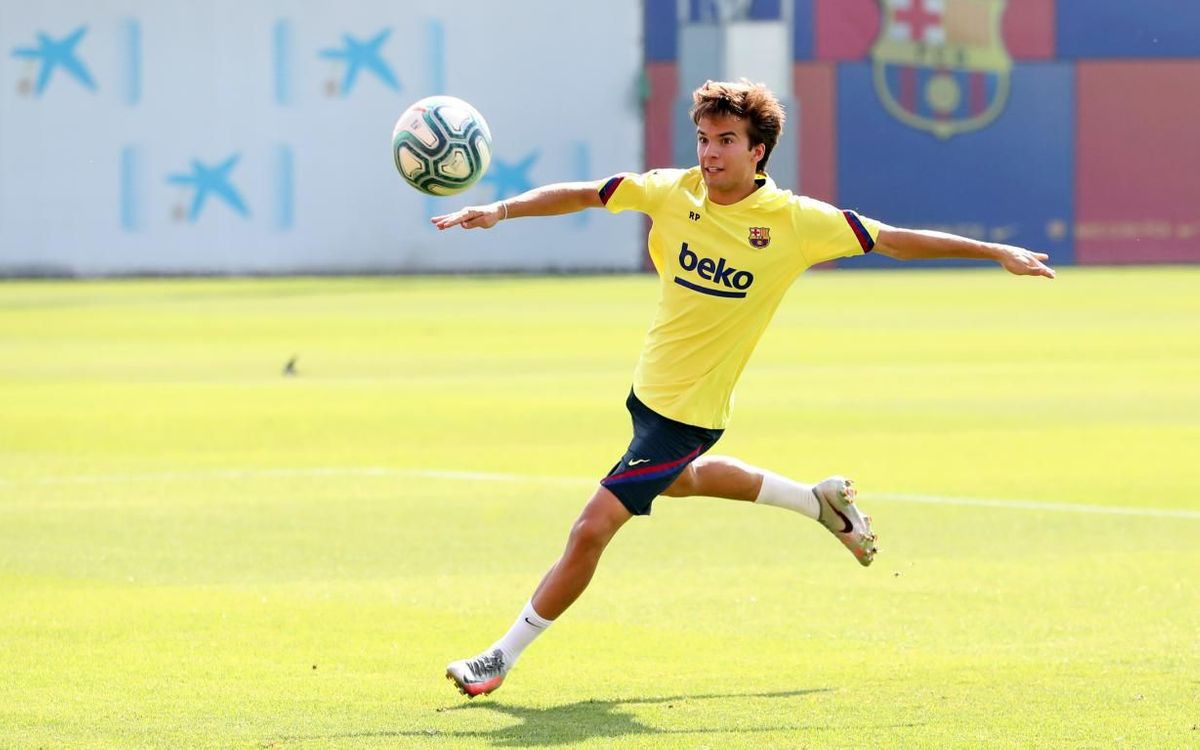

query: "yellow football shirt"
left=601, top=166, right=882, bottom=429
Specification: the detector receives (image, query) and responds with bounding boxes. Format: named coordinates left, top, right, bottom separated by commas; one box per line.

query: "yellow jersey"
left=600, top=166, right=881, bottom=429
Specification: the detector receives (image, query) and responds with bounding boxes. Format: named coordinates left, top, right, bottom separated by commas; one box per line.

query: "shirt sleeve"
left=598, top=169, right=682, bottom=216
left=794, top=196, right=883, bottom=266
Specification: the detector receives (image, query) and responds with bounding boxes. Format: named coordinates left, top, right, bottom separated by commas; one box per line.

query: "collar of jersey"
left=702, top=171, right=776, bottom=213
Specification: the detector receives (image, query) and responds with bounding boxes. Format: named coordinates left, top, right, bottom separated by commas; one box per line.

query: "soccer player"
left=432, top=79, right=1055, bottom=698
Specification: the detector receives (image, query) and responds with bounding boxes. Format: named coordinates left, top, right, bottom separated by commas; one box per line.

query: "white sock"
left=487, top=600, right=553, bottom=668
left=755, top=471, right=819, bottom=520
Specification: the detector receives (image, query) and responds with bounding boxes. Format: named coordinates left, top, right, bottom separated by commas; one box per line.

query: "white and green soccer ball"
left=392, top=95, right=492, bottom=196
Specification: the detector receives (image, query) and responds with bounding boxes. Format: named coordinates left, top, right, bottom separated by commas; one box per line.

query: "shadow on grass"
left=268, top=688, right=908, bottom=747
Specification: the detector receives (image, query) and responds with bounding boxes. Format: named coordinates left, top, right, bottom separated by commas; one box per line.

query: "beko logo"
left=674, top=243, right=754, bottom=298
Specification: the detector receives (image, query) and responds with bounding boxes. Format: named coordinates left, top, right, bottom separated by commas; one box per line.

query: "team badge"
left=871, top=0, right=1012, bottom=139
left=748, top=227, right=771, bottom=248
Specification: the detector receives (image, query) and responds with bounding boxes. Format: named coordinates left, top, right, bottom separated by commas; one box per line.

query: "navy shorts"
left=600, top=389, right=724, bottom=516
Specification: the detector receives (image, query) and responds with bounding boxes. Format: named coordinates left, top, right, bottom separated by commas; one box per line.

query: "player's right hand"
left=997, top=245, right=1056, bottom=279
left=431, top=202, right=505, bottom=231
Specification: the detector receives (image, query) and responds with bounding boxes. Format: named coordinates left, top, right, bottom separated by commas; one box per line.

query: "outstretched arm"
left=431, top=179, right=607, bottom=231
left=874, top=226, right=1056, bottom=279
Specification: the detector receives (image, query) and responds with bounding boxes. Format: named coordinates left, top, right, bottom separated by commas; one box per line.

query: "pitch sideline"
left=1, top=466, right=1198, bottom=520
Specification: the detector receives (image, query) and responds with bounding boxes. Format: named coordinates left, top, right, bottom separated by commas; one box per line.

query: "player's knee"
left=662, top=465, right=698, bottom=497
left=568, top=515, right=616, bottom=552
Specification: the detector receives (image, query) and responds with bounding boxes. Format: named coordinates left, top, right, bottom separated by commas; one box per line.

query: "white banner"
left=0, top=1, right=644, bottom=275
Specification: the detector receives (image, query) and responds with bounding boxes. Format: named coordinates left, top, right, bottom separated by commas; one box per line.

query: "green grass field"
left=2, top=267, right=1198, bottom=749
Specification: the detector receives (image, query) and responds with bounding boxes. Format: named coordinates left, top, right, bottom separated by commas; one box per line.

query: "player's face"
left=696, top=114, right=765, bottom=203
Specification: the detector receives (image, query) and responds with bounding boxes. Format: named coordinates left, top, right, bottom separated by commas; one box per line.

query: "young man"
left=433, top=79, right=1055, bottom=698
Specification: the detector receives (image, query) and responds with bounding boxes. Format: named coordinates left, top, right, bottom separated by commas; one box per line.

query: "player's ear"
left=751, top=142, right=765, bottom=163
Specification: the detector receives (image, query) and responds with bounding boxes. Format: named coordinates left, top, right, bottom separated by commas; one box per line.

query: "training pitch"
left=1, top=266, right=1197, bottom=748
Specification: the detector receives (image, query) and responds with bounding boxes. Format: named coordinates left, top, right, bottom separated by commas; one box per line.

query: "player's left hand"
left=431, top=203, right=504, bottom=231
left=999, top=246, right=1056, bottom=279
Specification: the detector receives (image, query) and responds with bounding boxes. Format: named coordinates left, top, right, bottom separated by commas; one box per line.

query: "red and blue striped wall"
left=644, top=0, right=1200, bottom=266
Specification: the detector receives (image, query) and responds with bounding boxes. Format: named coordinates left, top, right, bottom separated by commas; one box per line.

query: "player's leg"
left=531, top=486, right=631, bottom=619
left=446, top=389, right=720, bottom=698
left=446, top=487, right=629, bottom=698
left=663, top=455, right=878, bottom=567
left=660, top=455, right=761, bottom=501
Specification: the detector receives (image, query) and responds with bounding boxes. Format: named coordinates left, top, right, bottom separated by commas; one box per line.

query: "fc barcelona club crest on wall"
left=871, top=0, right=1013, bottom=139
left=748, top=227, right=771, bottom=248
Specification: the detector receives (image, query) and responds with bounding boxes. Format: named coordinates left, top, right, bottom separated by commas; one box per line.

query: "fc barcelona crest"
left=748, top=227, right=771, bottom=248
left=871, top=0, right=1012, bottom=139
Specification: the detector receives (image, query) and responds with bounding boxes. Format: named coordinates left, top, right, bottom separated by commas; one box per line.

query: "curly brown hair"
left=689, top=79, right=786, bottom=173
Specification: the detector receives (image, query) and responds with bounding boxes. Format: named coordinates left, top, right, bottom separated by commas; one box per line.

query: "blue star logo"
left=11, top=26, right=97, bottom=96
left=166, top=154, right=250, bottom=222
left=482, top=152, right=539, bottom=201
left=318, top=29, right=400, bottom=96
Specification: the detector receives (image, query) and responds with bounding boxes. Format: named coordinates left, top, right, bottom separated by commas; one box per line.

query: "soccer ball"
left=392, top=95, right=492, bottom=196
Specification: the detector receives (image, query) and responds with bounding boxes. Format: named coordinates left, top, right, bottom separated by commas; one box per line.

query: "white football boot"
left=813, top=476, right=877, bottom=566
left=446, top=649, right=509, bottom=698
